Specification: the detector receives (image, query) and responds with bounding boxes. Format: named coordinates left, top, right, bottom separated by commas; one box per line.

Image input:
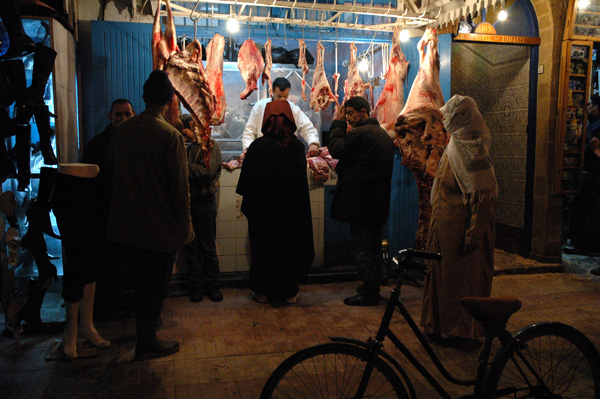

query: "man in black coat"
left=328, top=96, right=395, bottom=306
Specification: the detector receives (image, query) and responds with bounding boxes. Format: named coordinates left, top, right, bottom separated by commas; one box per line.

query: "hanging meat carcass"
left=394, top=28, right=448, bottom=250
left=372, top=26, right=409, bottom=137
left=298, top=39, right=309, bottom=102
left=343, top=42, right=367, bottom=102
left=205, top=33, right=226, bottom=125
left=238, top=39, right=265, bottom=100
left=333, top=72, right=340, bottom=101
left=262, top=39, right=273, bottom=97
left=310, top=41, right=339, bottom=112
left=151, top=0, right=178, bottom=70
left=166, top=40, right=217, bottom=164
left=151, top=0, right=180, bottom=128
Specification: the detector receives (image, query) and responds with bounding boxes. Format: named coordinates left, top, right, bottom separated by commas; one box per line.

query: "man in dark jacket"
left=106, top=70, right=194, bottom=359
left=81, top=99, right=135, bottom=169
left=328, top=96, right=394, bottom=306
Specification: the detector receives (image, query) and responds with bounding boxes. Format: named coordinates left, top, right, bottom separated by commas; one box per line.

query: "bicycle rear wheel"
left=260, top=342, right=408, bottom=399
left=490, top=322, right=600, bottom=398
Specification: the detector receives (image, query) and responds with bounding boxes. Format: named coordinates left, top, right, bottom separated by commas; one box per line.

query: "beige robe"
left=420, top=153, right=495, bottom=339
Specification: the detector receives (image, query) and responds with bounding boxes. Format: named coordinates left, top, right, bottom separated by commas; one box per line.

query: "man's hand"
left=591, top=137, right=600, bottom=159
left=307, top=144, right=321, bottom=157
left=463, top=236, right=479, bottom=254
left=334, top=105, right=346, bottom=122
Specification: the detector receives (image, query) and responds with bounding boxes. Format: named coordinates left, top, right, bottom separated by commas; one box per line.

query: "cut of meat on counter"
left=262, top=39, right=273, bottom=97
left=394, top=28, right=447, bottom=250
left=343, top=43, right=368, bottom=103
left=166, top=40, right=217, bottom=164
left=151, top=0, right=180, bottom=128
left=205, top=33, right=226, bottom=125
left=307, top=146, right=339, bottom=184
left=372, top=26, right=409, bottom=137
left=238, top=39, right=265, bottom=100
left=307, top=156, right=330, bottom=183
left=310, top=41, right=340, bottom=112
left=298, top=39, right=309, bottom=102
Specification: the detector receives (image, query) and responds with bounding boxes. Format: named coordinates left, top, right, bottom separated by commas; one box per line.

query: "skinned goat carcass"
left=238, top=39, right=264, bottom=100
left=372, top=26, right=409, bottom=137
left=343, top=43, right=367, bottom=102
left=166, top=40, right=217, bottom=164
left=310, top=41, right=339, bottom=112
left=205, top=33, right=226, bottom=125
left=298, top=39, right=309, bottom=102
left=151, top=0, right=180, bottom=128
left=152, top=0, right=178, bottom=70
left=262, top=39, right=273, bottom=97
left=394, top=28, right=448, bottom=250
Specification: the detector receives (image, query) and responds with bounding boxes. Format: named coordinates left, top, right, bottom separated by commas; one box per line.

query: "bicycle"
left=260, top=248, right=600, bottom=398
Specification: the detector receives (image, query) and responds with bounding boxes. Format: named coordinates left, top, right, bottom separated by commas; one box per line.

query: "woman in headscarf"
left=420, top=95, right=498, bottom=341
left=236, top=100, right=314, bottom=304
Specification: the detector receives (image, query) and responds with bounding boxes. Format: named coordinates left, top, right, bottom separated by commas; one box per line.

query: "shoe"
left=155, top=317, right=163, bottom=332
left=591, top=268, right=600, bottom=276
left=207, top=287, right=223, bottom=302
left=343, top=293, right=379, bottom=307
left=135, top=339, right=180, bottom=360
left=252, top=293, right=268, bottom=303
left=285, top=293, right=299, bottom=304
left=189, top=290, right=203, bottom=302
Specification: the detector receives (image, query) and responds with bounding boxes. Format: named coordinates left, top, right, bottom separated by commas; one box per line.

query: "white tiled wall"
left=216, top=167, right=326, bottom=272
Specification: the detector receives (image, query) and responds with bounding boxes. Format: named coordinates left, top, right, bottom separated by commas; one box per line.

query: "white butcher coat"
left=242, top=98, right=320, bottom=151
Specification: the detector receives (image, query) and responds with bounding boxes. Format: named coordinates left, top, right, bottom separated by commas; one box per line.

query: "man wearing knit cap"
left=105, top=70, right=194, bottom=360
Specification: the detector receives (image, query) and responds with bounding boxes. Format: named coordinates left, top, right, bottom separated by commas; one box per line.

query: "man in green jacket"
left=106, top=70, right=194, bottom=360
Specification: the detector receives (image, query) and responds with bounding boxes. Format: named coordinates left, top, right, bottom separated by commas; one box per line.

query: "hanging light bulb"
left=579, top=0, right=591, bottom=9
left=400, top=29, right=410, bottom=42
left=498, top=9, right=508, bottom=21
left=227, top=18, right=240, bottom=33
left=358, top=57, right=369, bottom=72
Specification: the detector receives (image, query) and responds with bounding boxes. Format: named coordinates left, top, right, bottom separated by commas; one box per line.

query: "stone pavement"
left=1, top=251, right=599, bottom=399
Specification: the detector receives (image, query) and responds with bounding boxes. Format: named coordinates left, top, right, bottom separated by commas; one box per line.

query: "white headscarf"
left=440, top=95, right=498, bottom=201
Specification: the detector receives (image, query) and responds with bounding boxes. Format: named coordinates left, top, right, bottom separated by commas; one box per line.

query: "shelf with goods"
left=564, top=0, right=600, bottom=41
left=554, top=40, right=593, bottom=194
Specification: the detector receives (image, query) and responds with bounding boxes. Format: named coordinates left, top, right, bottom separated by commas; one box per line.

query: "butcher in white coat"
left=242, top=77, right=321, bottom=157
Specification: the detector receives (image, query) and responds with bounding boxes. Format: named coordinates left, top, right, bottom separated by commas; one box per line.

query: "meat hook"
left=190, top=0, right=201, bottom=40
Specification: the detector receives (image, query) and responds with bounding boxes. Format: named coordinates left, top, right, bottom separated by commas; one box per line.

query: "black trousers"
left=110, top=242, right=175, bottom=343
left=185, top=199, right=220, bottom=291
left=52, top=173, right=102, bottom=303
left=350, top=222, right=383, bottom=298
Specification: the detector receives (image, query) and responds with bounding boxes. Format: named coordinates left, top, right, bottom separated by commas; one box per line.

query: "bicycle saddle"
left=459, top=296, right=522, bottom=324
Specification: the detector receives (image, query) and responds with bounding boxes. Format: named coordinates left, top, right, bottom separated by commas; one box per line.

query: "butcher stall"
left=79, top=0, right=456, bottom=280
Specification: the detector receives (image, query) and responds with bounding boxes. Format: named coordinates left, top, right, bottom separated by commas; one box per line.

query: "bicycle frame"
left=331, top=250, right=513, bottom=399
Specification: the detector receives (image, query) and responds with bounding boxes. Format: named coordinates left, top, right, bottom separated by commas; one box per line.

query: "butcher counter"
left=172, top=165, right=358, bottom=285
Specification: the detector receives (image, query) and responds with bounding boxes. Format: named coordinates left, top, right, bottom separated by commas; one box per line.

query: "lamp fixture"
left=498, top=9, right=508, bottom=21
left=400, top=29, right=410, bottom=42
left=227, top=18, right=240, bottom=33
left=358, top=58, right=369, bottom=72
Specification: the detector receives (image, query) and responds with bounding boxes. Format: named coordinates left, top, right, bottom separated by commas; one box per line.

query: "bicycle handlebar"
left=392, top=248, right=443, bottom=269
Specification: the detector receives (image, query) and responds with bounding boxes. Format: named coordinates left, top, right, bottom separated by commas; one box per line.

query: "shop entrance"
left=451, top=42, right=533, bottom=256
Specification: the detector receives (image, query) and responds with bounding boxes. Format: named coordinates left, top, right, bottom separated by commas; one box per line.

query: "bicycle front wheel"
left=260, top=342, right=408, bottom=399
left=490, top=322, right=600, bottom=398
